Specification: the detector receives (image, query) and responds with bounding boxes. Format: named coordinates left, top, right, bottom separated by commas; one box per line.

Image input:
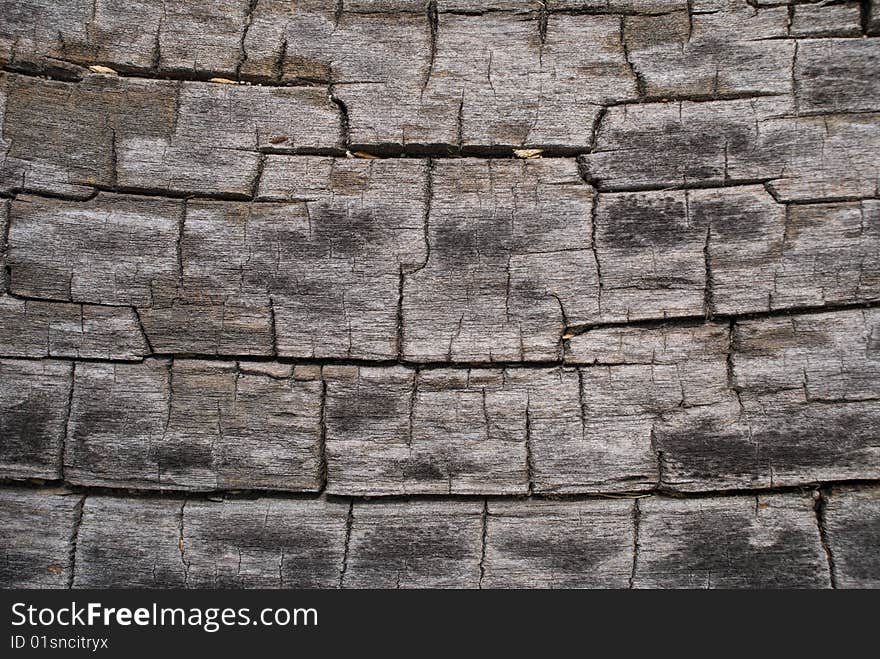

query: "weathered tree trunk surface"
left=0, top=0, right=878, bottom=589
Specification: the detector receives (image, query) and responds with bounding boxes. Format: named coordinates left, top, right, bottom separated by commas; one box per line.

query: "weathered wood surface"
left=1, top=0, right=879, bottom=589
left=823, top=486, right=880, bottom=588
left=6, top=487, right=876, bottom=588
left=1, top=308, right=877, bottom=493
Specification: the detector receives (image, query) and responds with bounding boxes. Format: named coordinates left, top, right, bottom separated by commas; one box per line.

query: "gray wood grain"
left=343, top=499, right=484, bottom=588
left=74, top=495, right=349, bottom=588
left=403, top=159, right=597, bottom=362
left=482, top=498, right=635, bottom=588
left=8, top=193, right=180, bottom=306
left=73, top=496, right=186, bottom=588
left=0, top=487, right=81, bottom=588
left=580, top=97, right=880, bottom=202
left=823, top=486, right=880, bottom=588
left=633, top=493, right=831, bottom=588
left=795, top=38, right=880, bottom=113
left=0, top=295, right=147, bottom=360
left=66, top=359, right=324, bottom=491
left=323, top=365, right=531, bottom=496
left=790, top=3, right=862, bottom=37
left=624, top=1, right=793, bottom=99
left=0, top=73, right=341, bottom=199
left=0, top=359, right=72, bottom=480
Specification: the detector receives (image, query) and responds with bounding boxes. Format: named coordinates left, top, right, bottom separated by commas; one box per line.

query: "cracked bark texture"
left=1, top=0, right=879, bottom=589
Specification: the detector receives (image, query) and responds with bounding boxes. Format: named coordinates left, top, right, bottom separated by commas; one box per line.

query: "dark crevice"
left=564, top=298, right=880, bottom=339
left=60, top=362, right=77, bottom=481
left=4, top=476, right=879, bottom=505
left=235, top=0, right=262, bottom=80
left=338, top=500, right=354, bottom=589
left=813, top=487, right=838, bottom=589
left=525, top=394, right=534, bottom=495
left=423, top=1, right=438, bottom=95
left=318, top=373, right=328, bottom=491
left=329, top=86, right=350, bottom=150
left=628, top=498, right=641, bottom=589
left=67, top=494, right=86, bottom=589
left=478, top=498, right=489, bottom=589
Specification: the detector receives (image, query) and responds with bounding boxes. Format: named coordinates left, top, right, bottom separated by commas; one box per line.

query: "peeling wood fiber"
left=1, top=0, right=879, bottom=589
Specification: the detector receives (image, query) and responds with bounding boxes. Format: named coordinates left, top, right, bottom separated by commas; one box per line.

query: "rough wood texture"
left=6, top=489, right=877, bottom=588
left=482, top=499, right=635, bottom=588
left=633, top=493, right=831, bottom=588
left=74, top=496, right=349, bottom=588
left=403, top=159, right=597, bottom=361
left=342, top=500, right=485, bottom=588
left=0, top=359, right=72, bottom=479
left=65, top=360, right=324, bottom=491
left=823, top=486, right=880, bottom=588
left=0, top=487, right=81, bottom=588
left=1, top=0, right=879, bottom=590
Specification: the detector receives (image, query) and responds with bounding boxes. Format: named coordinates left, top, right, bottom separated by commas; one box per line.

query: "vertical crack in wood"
left=153, top=0, right=165, bottom=70
left=329, top=86, right=350, bottom=150
left=590, top=192, right=603, bottom=315
left=176, top=202, right=186, bottom=287
left=249, top=152, right=266, bottom=200
left=478, top=499, right=489, bottom=589
left=334, top=0, right=344, bottom=29
left=703, top=223, right=715, bottom=319
left=236, top=0, right=261, bottom=80
left=178, top=498, right=190, bottom=588
left=131, top=306, right=154, bottom=355
left=109, top=128, right=118, bottom=191
left=791, top=39, right=800, bottom=116
left=813, top=488, right=838, bottom=589
left=318, top=368, right=328, bottom=491
left=407, top=367, right=419, bottom=448
left=61, top=361, right=77, bottom=480
left=628, top=498, right=641, bottom=589
left=525, top=392, right=534, bottom=495
left=620, top=16, right=645, bottom=99
left=338, top=500, right=354, bottom=589
left=396, top=265, right=405, bottom=359
left=1, top=199, right=11, bottom=293
left=273, top=36, right=288, bottom=83
left=422, top=0, right=438, bottom=97
left=67, top=493, right=86, bottom=589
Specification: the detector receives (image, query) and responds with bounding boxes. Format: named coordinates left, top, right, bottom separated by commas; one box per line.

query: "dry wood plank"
left=0, top=73, right=179, bottom=198
left=73, top=496, right=185, bottom=588
left=0, top=359, right=72, bottom=480
left=0, top=487, right=82, bottom=588
left=580, top=97, right=880, bottom=202
left=150, top=157, right=426, bottom=358
left=403, top=159, right=597, bottom=362
left=323, top=365, right=530, bottom=496
left=552, top=0, right=687, bottom=10
left=794, top=38, right=880, bottom=113
left=115, top=82, right=341, bottom=195
left=624, top=1, right=793, bottom=99
left=823, top=486, right=880, bottom=588
left=0, top=296, right=148, bottom=360
left=8, top=193, right=180, bottom=306
left=482, top=499, right=635, bottom=588
left=425, top=12, right=637, bottom=149
left=343, top=500, right=484, bottom=588
left=633, top=493, right=831, bottom=588
left=655, top=309, right=880, bottom=491
left=0, top=73, right=341, bottom=198
left=181, top=498, right=349, bottom=588
left=594, top=188, right=879, bottom=317
left=789, top=2, right=863, bottom=37
left=65, top=359, right=324, bottom=491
